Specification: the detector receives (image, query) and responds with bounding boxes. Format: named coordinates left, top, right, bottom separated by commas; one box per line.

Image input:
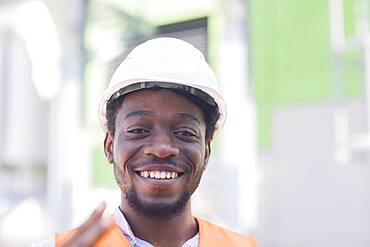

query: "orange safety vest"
left=55, top=217, right=256, bottom=247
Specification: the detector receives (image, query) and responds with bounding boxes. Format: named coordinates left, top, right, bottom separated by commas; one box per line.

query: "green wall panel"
left=342, top=50, right=363, bottom=97
left=250, top=0, right=339, bottom=148
left=343, top=0, right=356, bottom=39
left=92, top=144, right=116, bottom=187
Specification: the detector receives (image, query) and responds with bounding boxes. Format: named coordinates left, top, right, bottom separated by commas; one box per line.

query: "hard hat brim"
left=99, top=78, right=226, bottom=138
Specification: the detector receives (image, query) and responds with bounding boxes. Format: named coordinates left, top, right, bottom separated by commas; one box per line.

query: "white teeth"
left=139, top=171, right=179, bottom=179
left=142, top=171, right=149, bottom=178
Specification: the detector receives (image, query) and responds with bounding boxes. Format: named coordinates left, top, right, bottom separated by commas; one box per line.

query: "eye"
left=175, top=130, right=196, bottom=137
left=127, top=128, right=149, bottom=134
left=126, top=127, right=150, bottom=138
left=173, top=128, right=200, bottom=142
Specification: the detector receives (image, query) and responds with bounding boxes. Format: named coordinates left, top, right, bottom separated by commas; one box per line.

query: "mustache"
left=131, top=157, right=192, bottom=172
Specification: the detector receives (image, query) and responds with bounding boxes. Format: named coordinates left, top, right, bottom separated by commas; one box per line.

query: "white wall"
left=258, top=99, right=370, bottom=247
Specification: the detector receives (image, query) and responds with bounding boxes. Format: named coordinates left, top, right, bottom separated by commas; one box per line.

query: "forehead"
left=117, top=89, right=205, bottom=122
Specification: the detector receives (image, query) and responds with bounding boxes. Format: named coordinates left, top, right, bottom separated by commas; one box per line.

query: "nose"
left=143, top=132, right=179, bottom=158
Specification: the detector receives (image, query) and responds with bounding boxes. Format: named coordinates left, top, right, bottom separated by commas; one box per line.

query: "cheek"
left=113, top=137, right=143, bottom=170
left=184, top=143, right=206, bottom=172
left=113, top=162, right=133, bottom=194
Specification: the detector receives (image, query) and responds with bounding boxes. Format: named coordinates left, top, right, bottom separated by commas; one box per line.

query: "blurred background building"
left=0, top=0, right=369, bottom=246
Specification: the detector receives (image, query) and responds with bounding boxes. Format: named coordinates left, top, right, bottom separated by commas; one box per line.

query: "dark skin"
left=62, top=89, right=211, bottom=247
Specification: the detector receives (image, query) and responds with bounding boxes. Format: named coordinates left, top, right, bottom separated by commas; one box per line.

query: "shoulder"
left=195, top=217, right=257, bottom=247
left=54, top=224, right=130, bottom=247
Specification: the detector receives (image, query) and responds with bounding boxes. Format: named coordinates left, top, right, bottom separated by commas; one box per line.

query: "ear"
left=203, top=140, right=211, bottom=170
left=104, top=132, right=114, bottom=164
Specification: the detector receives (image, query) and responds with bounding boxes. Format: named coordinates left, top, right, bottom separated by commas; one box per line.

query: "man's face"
left=104, top=89, right=211, bottom=218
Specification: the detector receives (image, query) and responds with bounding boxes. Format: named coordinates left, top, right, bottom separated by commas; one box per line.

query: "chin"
left=126, top=188, right=190, bottom=219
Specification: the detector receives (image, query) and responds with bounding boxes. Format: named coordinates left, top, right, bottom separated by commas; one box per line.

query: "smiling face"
left=104, top=89, right=211, bottom=219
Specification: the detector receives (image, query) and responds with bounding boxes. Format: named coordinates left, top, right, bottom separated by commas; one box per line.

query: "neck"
left=120, top=196, right=198, bottom=247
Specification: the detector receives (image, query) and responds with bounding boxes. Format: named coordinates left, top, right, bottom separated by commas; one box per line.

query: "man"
left=55, top=37, right=257, bottom=246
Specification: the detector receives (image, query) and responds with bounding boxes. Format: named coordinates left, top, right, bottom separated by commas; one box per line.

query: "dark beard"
left=126, top=185, right=190, bottom=219
left=113, top=162, right=191, bottom=219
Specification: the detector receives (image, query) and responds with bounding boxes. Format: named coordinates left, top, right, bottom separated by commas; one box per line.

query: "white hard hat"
left=98, top=37, right=226, bottom=137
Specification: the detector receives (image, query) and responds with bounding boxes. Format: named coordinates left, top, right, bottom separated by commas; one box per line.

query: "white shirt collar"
left=113, top=207, right=199, bottom=247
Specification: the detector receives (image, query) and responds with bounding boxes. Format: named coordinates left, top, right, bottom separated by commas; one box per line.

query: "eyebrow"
left=124, top=110, right=153, bottom=119
left=176, top=113, right=201, bottom=125
left=123, top=110, right=201, bottom=125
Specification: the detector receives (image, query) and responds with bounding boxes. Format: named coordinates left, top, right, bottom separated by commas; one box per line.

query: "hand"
left=60, top=201, right=115, bottom=247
